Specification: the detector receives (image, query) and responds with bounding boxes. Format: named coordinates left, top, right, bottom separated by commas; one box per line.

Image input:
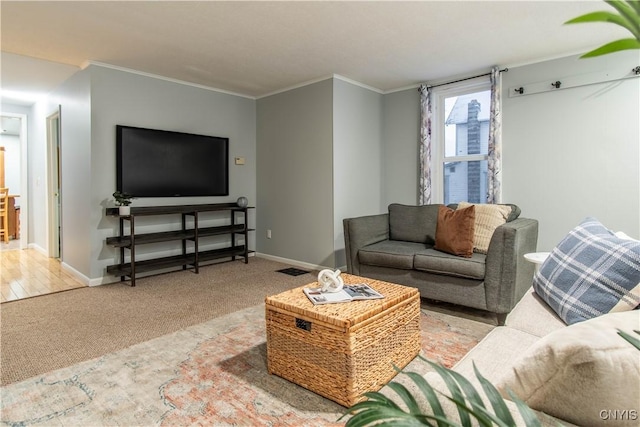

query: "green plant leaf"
left=473, top=363, right=516, bottom=426
left=426, top=360, right=472, bottom=426
left=628, top=0, right=640, bottom=15
left=606, top=1, right=640, bottom=39
left=387, top=381, right=423, bottom=415
left=618, top=329, right=640, bottom=350
left=441, top=394, right=497, bottom=427
left=565, top=10, right=633, bottom=28
left=507, top=389, right=543, bottom=427
left=403, top=371, right=448, bottom=427
left=581, top=38, right=640, bottom=57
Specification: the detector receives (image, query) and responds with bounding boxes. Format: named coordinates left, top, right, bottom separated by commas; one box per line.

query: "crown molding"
left=81, top=60, right=256, bottom=100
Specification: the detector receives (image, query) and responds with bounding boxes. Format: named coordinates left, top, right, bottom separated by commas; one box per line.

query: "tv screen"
left=116, top=125, right=229, bottom=197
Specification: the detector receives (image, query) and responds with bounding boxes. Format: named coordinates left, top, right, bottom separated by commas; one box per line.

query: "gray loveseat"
left=343, top=203, right=539, bottom=324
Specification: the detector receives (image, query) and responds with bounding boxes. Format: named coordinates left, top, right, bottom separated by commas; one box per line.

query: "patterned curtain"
left=418, top=84, right=432, bottom=205
left=487, top=67, right=502, bottom=204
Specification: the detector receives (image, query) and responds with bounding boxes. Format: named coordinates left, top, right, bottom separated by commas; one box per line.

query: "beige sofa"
left=417, top=288, right=640, bottom=426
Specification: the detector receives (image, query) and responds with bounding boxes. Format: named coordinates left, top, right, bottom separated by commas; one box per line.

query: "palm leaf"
left=618, top=329, right=640, bottom=350
left=506, top=390, right=543, bottom=427
left=606, top=1, right=640, bottom=39
left=473, top=363, right=517, bottom=426
left=565, top=1, right=640, bottom=58
left=341, top=358, right=544, bottom=427
left=565, top=10, right=638, bottom=37
left=387, top=381, right=424, bottom=415
left=403, top=371, right=448, bottom=427
left=427, top=361, right=472, bottom=426
left=628, top=0, right=640, bottom=15
left=581, top=38, right=640, bottom=57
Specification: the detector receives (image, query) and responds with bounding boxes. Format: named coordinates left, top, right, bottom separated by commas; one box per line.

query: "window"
left=432, top=80, right=491, bottom=205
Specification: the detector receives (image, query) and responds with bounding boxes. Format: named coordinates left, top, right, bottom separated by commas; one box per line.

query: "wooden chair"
left=0, top=188, right=9, bottom=243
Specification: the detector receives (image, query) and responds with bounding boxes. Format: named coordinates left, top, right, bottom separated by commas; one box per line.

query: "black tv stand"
left=105, top=203, right=254, bottom=286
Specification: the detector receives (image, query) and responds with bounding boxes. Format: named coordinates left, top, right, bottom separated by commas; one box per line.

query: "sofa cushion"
left=457, top=202, right=511, bottom=254
left=453, top=326, right=541, bottom=384
left=388, top=203, right=441, bottom=244
left=434, top=204, right=475, bottom=258
left=505, top=288, right=565, bottom=338
left=533, top=217, right=640, bottom=325
left=358, top=240, right=425, bottom=270
left=414, top=248, right=486, bottom=280
left=496, top=311, right=640, bottom=427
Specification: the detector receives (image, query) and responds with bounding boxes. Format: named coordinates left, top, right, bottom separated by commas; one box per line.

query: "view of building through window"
left=443, top=90, right=490, bottom=205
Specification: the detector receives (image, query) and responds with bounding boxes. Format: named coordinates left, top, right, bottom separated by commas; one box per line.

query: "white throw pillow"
left=496, top=311, right=640, bottom=426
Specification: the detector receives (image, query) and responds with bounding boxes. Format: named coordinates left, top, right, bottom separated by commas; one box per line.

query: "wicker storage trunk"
left=265, top=274, right=421, bottom=407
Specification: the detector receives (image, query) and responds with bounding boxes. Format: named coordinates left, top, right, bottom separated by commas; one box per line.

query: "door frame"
left=0, top=112, right=29, bottom=249
left=46, top=108, right=62, bottom=259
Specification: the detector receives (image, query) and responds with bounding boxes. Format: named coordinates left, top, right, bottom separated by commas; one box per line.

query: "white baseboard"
left=28, top=243, right=48, bottom=256
left=88, top=252, right=259, bottom=286
left=254, top=253, right=345, bottom=272
left=61, top=262, right=92, bottom=286
left=79, top=252, right=346, bottom=287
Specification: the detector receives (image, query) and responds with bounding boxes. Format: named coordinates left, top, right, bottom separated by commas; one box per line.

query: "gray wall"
left=502, top=51, right=639, bottom=250
left=21, top=50, right=639, bottom=281
left=49, top=70, right=92, bottom=275
left=381, top=52, right=640, bottom=251
left=45, top=65, right=257, bottom=282
left=382, top=88, right=420, bottom=207
left=333, top=78, right=383, bottom=268
left=88, top=66, right=256, bottom=280
left=256, top=79, right=334, bottom=267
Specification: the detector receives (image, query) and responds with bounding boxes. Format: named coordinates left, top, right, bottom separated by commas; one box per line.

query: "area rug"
left=0, top=303, right=492, bottom=426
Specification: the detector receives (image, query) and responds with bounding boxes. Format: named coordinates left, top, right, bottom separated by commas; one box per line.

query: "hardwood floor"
left=0, top=247, right=86, bottom=303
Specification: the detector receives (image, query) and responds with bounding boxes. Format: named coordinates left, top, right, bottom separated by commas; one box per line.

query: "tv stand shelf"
left=106, top=203, right=254, bottom=286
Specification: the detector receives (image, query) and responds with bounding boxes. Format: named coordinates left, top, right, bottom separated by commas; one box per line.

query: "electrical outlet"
left=267, top=229, right=272, bottom=239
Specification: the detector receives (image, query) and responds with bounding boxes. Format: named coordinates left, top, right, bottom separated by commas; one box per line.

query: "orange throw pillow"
left=434, top=204, right=475, bottom=258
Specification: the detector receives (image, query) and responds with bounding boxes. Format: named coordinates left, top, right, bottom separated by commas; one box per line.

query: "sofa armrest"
left=484, top=218, right=539, bottom=314
left=343, top=213, right=389, bottom=275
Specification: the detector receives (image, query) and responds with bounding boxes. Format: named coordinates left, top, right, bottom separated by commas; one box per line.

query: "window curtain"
left=418, top=84, right=432, bottom=205
left=487, top=67, right=502, bottom=204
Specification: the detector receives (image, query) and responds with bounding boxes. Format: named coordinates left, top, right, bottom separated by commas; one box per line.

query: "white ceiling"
left=0, top=0, right=631, bottom=100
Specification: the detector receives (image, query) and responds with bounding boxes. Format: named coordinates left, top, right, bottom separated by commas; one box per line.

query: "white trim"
left=333, top=74, right=384, bottom=94
left=384, top=83, right=421, bottom=94
left=431, top=79, right=491, bottom=204
left=257, top=75, right=334, bottom=99
left=28, top=242, right=47, bottom=256
left=255, top=74, right=385, bottom=99
left=46, top=109, right=61, bottom=259
left=82, top=60, right=256, bottom=100
left=255, top=252, right=332, bottom=272
left=61, top=261, right=91, bottom=286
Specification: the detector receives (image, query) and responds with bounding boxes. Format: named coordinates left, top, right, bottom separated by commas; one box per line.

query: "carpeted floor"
left=1, top=296, right=493, bottom=426
left=1, top=256, right=496, bottom=425
left=0, top=257, right=319, bottom=385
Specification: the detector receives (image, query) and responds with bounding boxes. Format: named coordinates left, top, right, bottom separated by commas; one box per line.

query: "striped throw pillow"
left=457, top=202, right=511, bottom=254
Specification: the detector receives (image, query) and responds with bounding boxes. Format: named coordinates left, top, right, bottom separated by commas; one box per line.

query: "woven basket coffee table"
left=265, top=273, right=421, bottom=407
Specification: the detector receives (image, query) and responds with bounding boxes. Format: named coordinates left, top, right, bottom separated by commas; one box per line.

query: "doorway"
left=46, top=110, right=61, bottom=259
left=0, top=113, right=28, bottom=251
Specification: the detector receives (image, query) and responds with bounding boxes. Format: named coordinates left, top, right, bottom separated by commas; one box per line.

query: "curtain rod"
left=425, top=68, right=509, bottom=89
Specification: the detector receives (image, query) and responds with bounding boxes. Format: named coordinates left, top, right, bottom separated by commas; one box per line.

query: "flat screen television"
left=116, top=125, right=229, bottom=197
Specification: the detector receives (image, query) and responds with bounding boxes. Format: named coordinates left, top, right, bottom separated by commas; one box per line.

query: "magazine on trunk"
left=303, top=283, right=384, bottom=305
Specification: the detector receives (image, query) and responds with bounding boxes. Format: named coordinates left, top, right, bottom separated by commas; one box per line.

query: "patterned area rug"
left=0, top=303, right=492, bottom=426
